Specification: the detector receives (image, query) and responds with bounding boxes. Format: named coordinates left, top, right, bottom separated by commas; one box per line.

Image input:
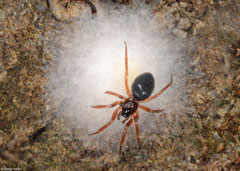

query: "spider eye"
left=120, top=103, right=124, bottom=107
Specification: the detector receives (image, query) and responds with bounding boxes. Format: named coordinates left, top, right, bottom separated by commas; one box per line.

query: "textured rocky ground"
left=0, top=0, right=240, bottom=170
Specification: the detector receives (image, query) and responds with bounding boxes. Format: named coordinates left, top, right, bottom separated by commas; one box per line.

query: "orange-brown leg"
left=117, top=111, right=122, bottom=120
left=139, top=74, right=173, bottom=103
left=119, top=116, right=134, bottom=153
left=139, top=105, right=164, bottom=113
left=91, top=101, right=122, bottom=109
left=105, top=91, right=127, bottom=100
left=134, top=110, right=140, bottom=145
left=89, top=107, right=121, bottom=135
left=124, top=42, right=132, bottom=98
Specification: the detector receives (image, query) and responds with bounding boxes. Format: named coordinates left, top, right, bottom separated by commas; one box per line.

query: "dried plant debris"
left=231, top=39, right=240, bottom=58
left=112, top=0, right=133, bottom=4
left=229, top=39, right=240, bottom=69
left=29, top=126, right=47, bottom=144
left=0, top=127, right=33, bottom=166
left=71, top=0, right=97, bottom=13
left=0, top=0, right=240, bottom=170
left=48, top=0, right=96, bottom=22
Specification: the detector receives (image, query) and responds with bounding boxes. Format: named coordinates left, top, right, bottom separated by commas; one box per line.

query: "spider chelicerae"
left=90, top=42, right=173, bottom=153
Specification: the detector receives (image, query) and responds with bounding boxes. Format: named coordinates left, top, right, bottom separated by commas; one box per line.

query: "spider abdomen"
left=131, top=72, right=155, bottom=101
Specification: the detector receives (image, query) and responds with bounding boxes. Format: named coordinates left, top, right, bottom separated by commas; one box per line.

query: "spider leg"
left=124, top=42, right=132, bottom=98
left=119, top=116, right=134, bottom=153
left=91, top=101, right=122, bottom=109
left=139, top=74, right=173, bottom=103
left=89, top=107, right=121, bottom=135
left=117, top=111, right=122, bottom=120
left=105, top=91, right=127, bottom=100
left=134, top=110, right=140, bottom=145
left=139, top=105, right=164, bottom=113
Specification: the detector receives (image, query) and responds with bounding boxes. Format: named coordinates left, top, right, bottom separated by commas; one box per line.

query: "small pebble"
left=231, top=107, right=240, bottom=114
left=48, top=0, right=63, bottom=21
left=25, top=152, right=33, bottom=160
left=193, top=20, right=206, bottom=35
left=0, top=71, right=7, bottom=82
left=173, top=28, right=188, bottom=38
left=178, top=17, right=192, bottom=31
left=212, top=131, right=221, bottom=141
left=7, top=139, right=16, bottom=152
left=180, top=2, right=188, bottom=8
left=171, top=2, right=180, bottom=9
left=226, top=104, right=234, bottom=111
left=70, top=153, right=80, bottom=161
left=211, top=113, right=221, bottom=119
left=0, top=9, right=6, bottom=22
left=217, top=98, right=225, bottom=107
left=207, top=91, right=217, bottom=100
left=35, top=3, right=47, bottom=12
left=189, top=155, right=196, bottom=164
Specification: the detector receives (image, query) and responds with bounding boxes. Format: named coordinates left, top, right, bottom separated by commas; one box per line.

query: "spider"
left=90, top=42, right=173, bottom=153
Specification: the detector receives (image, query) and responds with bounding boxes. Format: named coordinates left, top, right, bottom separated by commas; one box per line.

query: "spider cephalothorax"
left=120, top=98, right=138, bottom=118
left=90, top=42, right=173, bottom=153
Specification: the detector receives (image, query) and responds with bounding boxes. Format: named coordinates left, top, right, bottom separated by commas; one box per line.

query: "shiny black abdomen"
left=131, top=72, right=155, bottom=101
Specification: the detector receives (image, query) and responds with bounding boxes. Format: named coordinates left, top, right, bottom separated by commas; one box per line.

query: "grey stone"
left=35, top=3, right=47, bottom=12
left=173, top=28, right=188, bottom=38
left=212, top=131, right=221, bottom=141
left=178, top=17, right=192, bottom=31
left=0, top=9, right=6, bottom=22
left=193, top=20, right=206, bottom=35
left=0, top=70, right=7, bottom=82
left=180, top=2, right=188, bottom=8
left=189, top=155, right=196, bottom=164
left=48, top=0, right=63, bottom=21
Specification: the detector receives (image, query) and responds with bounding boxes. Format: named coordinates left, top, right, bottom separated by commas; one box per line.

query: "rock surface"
left=0, top=0, right=239, bottom=170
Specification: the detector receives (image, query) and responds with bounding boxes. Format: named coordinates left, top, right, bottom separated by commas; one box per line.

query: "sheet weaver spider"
left=90, top=42, right=173, bottom=153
